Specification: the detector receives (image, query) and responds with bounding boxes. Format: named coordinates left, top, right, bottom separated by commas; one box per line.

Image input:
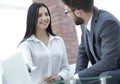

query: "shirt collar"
left=26, top=33, right=57, bottom=42
left=86, top=15, right=93, bottom=31
left=26, top=35, right=39, bottom=42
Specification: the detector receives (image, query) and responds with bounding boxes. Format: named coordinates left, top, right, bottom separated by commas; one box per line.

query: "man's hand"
left=44, top=75, right=62, bottom=83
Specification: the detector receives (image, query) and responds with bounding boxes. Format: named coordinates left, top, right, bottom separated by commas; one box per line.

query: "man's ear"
left=74, top=9, right=81, bottom=17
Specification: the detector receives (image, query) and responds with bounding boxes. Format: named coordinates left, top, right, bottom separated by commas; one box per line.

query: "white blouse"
left=18, top=34, right=70, bottom=84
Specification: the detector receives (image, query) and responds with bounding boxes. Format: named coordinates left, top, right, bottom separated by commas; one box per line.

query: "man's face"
left=74, top=13, right=84, bottom=25
left=65, top=6, right=84, bottom=25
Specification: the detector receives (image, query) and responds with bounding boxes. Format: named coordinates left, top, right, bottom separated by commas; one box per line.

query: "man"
left=61, top=0, right=120, bottom=84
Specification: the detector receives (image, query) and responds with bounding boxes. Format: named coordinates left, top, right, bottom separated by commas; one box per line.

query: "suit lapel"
left=90, top=7, right=100, bottom=62
left=82, top=25, right=96, bottom=64
left=81, top=7, right=100, bottom=63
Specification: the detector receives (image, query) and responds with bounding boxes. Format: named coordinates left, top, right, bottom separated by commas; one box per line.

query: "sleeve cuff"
left=73, top=74, right=79, bottom=79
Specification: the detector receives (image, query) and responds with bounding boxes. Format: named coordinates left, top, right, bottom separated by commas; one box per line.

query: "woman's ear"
left=74, top=9, right=81, bottom=17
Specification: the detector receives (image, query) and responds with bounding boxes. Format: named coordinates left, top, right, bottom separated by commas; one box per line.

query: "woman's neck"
left=35, top=30, right=49, bottom=46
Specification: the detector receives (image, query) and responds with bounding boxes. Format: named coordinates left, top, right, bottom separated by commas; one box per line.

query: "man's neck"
left=84, top=12, right=93, bottom=25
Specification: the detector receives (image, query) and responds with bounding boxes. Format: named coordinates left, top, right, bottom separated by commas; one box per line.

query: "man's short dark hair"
left=61, top=0, right=94, bottom=12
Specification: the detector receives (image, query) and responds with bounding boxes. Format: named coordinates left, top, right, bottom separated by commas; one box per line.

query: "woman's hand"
left=44, top=75, right=62, bottom=83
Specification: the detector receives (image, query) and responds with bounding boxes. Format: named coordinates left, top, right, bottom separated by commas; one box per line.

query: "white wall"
left=94, top=0, right=120, bottom=20
left=0, top=0, right=32, bottom=59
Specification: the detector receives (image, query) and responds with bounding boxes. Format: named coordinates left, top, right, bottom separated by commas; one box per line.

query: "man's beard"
left=74, top=16, right=84, bottom=25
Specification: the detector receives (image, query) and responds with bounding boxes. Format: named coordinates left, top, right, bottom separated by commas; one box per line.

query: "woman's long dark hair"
left=19, top=2, right=55, bottom=44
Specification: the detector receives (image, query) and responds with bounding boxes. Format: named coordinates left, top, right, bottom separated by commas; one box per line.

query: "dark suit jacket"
left=75, top=7, right=120, bottom=77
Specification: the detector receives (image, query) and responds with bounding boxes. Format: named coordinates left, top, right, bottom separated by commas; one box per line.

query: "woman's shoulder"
left=18, top=40, right=32, bottom=49
left=19, top=35, right=35, bottom=46
left=54, top=35, right=62, bottom=39
left=52, top=35, right=64, bottom=42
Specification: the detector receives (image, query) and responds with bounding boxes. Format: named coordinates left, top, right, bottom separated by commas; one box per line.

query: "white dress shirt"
left=74, top=15, right=93, bottom=79
left=18, top=34, right=70, bottom=84
left=86, top=15, right=93, bottom=32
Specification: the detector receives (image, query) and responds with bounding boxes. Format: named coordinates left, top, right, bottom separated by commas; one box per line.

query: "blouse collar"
left=26, top=33, right=58, bottom=42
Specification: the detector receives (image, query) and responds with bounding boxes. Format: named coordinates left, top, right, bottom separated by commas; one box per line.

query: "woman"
left=18, top=2, right=70, bottom=84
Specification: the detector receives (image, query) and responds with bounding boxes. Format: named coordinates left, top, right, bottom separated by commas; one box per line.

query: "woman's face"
left=36, top=6, right=50, bottom=30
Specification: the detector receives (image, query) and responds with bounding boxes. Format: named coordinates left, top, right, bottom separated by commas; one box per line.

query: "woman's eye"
left=38, top=14, right=42, bottom=17
left=45, top=13, right=49, bottom=16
